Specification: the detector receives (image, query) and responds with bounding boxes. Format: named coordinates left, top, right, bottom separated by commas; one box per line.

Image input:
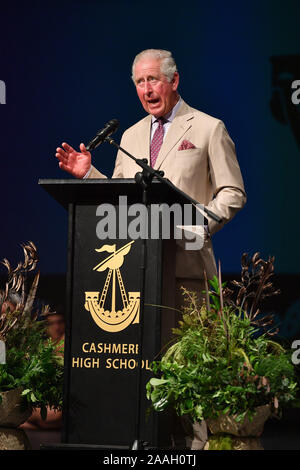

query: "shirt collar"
left=151, top=96, right=182, bottom=124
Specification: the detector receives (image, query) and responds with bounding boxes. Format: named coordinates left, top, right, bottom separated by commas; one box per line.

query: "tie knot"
left=156, top=117, right=165, bottom=127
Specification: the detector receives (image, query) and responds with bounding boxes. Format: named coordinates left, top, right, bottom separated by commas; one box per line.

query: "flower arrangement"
left=146, top=253, right=298, bottom=428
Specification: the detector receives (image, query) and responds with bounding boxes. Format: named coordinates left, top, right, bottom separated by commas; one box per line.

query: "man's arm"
left=206, top=121, right=246, bottom=236
left=85, top=165, right=107, bottom=179
left=111, top=148, right=124, bottom=178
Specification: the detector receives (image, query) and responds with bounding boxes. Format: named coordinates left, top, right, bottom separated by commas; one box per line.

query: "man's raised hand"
left=55, top=142, right=91, bottom=179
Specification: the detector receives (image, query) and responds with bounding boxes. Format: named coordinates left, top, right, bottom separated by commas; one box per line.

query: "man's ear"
left=172, top=72, right=179, bottom=91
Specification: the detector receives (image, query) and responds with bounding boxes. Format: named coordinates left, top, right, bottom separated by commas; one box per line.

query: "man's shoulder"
left=120, top=100, right=225, bottom=140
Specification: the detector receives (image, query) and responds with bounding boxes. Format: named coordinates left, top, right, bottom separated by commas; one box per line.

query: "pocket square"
left=178, top=139, right=196, bottom=150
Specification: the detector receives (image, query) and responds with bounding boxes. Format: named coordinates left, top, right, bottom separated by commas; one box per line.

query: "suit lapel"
left=154, top=101, right=195, bottom=170
left=134, top=101, right=195, bottom=169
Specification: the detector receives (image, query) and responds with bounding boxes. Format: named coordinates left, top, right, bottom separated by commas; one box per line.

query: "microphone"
left=86, top=119, right=119, bottom=151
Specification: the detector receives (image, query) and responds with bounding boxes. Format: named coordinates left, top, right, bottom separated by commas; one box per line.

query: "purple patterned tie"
left=150, top=118, right=165, bottom=167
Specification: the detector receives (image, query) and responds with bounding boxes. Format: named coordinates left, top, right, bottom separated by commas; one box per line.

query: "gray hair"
left=131, top=49, right=178, bottom=83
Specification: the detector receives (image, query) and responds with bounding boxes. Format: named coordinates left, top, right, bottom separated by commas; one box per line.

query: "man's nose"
left=144, top=81, right=153, bottom=94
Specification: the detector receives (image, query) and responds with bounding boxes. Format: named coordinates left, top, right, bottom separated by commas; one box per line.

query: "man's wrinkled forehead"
left=134, top=58, right=163, bottom=80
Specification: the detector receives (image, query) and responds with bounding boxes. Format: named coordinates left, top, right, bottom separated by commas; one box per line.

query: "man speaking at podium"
left=55, top=49, right=246, bottom=307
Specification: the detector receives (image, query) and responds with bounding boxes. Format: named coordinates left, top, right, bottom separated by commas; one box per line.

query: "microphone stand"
left=103, top=136, right=222, bottom=450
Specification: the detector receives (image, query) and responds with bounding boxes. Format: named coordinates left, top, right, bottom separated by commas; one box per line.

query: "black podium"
left=39, top=178, right=201, bottom=449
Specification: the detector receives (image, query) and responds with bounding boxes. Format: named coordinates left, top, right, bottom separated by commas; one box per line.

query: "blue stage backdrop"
left=0, top=1, right=300, bottom=335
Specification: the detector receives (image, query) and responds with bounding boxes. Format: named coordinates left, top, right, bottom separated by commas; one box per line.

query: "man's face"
left=134, top=57, right=179, bottom=118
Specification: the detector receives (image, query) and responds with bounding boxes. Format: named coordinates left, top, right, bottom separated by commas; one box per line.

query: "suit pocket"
left=174, top=148, right=206, bottom=176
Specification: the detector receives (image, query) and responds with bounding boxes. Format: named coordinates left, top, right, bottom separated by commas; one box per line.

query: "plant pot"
left=181, top=416, right=208, bottom=450
left=0, top=387, right=32, bottom=427
left=204, top=404, right=271, bottom=450
left=0, top=387, right=32, bottom=450
left=0, top=427, right=31, bottom=450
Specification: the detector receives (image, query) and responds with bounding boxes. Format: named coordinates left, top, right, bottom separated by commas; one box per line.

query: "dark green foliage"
left=0, top=309, right=63, bottom=419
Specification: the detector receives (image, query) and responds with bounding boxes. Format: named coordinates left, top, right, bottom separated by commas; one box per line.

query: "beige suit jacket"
left=88, top=100, right=246, bottom=280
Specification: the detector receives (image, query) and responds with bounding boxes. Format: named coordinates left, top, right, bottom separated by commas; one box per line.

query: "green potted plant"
left=146, top=253, right=298, bottom=450
left=0, top=242, right=64, bottom=450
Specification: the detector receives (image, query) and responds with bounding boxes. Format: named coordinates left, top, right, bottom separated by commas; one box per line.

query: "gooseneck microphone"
left=86, top=119, right=119, bottom=151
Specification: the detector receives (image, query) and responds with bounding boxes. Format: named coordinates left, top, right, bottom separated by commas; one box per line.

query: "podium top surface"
left=38, top=178, right=194, bottom=209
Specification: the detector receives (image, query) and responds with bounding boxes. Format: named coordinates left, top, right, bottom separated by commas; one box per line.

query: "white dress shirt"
left=150, top=97, right=182, bottom=141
